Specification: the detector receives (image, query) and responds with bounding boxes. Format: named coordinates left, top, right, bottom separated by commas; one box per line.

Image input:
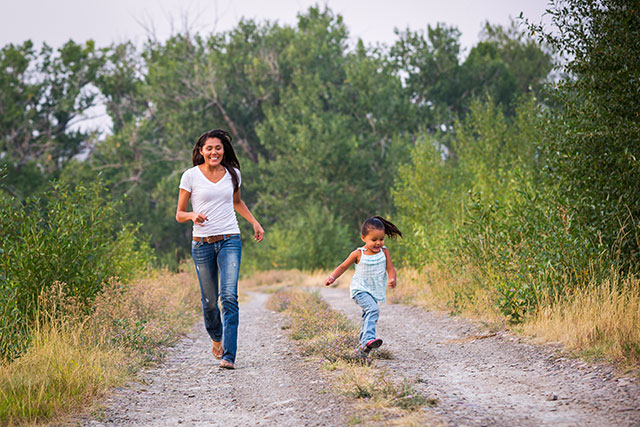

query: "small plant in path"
left=341, top=367, right=437, bottom=411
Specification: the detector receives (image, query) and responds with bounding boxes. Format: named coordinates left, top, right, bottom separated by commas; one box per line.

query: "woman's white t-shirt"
left=179, top=166, right=241, bottom=237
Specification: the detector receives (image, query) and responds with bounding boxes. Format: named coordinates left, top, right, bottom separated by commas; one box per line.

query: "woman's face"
left=200, top=137, right=224, bottom=167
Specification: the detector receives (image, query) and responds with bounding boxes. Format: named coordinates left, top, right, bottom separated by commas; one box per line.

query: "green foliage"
left=529, top=0, right=640, bottom=270
left=389, top=19, right=551, bottom=127
left=0, top=40, right=105, bottom=198
left=246, top=203, right=353, bottom=271
left=393, top=97, right=577, bottom=322
left=0, top=180, right=153, bottom=360
left=1, top=6, right=555, bottom=275
left=393, top=97, right=541, bottom=265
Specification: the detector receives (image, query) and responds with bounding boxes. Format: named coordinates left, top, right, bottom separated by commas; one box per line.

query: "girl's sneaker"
left=364, top=338, right=383, bottom=354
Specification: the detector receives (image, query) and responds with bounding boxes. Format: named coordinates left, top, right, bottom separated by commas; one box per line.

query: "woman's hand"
left=325, top=276, right=336, bottom=287
left=253, top=222, right=264, bottom=242
left=192, top=212, right=208, bottom=226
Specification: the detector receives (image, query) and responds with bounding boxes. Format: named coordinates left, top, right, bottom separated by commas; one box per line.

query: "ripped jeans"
left=191, top=235, right=242, bottom=363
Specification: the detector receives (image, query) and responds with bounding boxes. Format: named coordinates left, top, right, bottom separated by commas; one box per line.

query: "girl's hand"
left=325, top=276, right=336, bottom=287
left=192, top=212, right=208, bottom=226
left=253, top=222, right=264, bottom=242
left=388, top=277, right=397, bottom=288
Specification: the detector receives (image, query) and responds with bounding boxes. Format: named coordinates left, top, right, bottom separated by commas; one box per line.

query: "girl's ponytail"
left=361, top=216, right=403, bottom=239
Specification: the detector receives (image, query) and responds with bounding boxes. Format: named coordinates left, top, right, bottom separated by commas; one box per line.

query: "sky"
left=0, top=0, right=552, bottom=53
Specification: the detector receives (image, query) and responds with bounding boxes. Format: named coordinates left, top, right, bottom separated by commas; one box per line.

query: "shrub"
left=246, top=202, right=353, bottom=271
left=0, top=179, right=153, bottom=360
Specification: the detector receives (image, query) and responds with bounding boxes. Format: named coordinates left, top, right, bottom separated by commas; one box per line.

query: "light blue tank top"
left=350, top=247, right=388, bottom=302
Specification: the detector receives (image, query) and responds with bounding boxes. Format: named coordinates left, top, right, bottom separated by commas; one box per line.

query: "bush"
left=246, top=202, right=354, bottom=271
left=0, top=179, right=153, bottom=360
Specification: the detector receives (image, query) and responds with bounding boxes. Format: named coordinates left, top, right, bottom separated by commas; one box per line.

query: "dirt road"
left=81, top=292, right=351, bottom=426
left=319, top=287, right=640, bottom=426
left=82, top=288, right=640, bottom=426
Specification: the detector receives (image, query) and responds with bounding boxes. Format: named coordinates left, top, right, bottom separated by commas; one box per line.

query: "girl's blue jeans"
left=353, top=291, right=380, bottom=347
left=191, top=235, right=242, bottom=363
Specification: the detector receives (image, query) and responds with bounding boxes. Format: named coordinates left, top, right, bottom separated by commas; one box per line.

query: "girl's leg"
left=216, top=235, right=242, bottom=363
left=191, top=241, right=222, bottom=342
left=353, top=292, right=380, bottom=347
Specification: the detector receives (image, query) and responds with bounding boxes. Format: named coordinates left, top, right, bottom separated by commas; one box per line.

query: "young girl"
left=325, top=216, right=402, bottom=354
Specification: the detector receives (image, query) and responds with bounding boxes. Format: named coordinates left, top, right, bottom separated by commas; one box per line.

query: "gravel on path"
left=318, top=286, right=640, bottom=427
left=78, top=292, right=351, bottom=426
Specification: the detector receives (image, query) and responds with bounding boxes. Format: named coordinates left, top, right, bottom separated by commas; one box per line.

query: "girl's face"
left=361, top=228, right=385, bottom=253
left=200, top=137, right=224, bottom=167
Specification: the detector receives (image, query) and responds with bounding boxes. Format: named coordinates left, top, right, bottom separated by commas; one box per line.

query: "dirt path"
left=80, top=292, right=351, bottom=426
left=318, top=287, right=640, bottom=426
left=80, top=288, right=640, bottom=426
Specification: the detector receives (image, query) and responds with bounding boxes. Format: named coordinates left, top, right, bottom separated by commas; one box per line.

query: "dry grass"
left=240, top=269, right=354, bottom=291
left=252, top=265, right=640, bottom=368
left=0, top=267, right=201, bottom=425
left=0, top=309, right=129, bottom=426
left=386, top=264, right=503, bottom=323
left=339, top=366, right=437, bottom=411
left=522, top=272, right=640, bottom=366
left=387, top=264, right=640, bottom=368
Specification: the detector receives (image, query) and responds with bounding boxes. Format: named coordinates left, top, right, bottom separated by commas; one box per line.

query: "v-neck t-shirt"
left=179, top=165, right=241, bottom=237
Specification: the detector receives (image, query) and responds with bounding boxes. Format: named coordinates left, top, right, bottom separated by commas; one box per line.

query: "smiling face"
left=199, top=137, right=224, bottom=167
left=361, top=228, right=385, bottom=253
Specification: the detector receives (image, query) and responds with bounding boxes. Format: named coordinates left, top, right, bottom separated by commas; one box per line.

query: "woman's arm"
left=176, top=189, right=208, bottom=225
left=233, top=189, right=264, bottom=242
left=382, top=247, right=397, bottom=288
left=325, top=250, right=360, bottom=286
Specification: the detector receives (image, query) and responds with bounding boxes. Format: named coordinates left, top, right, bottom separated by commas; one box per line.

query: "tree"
left=0, top=40, right=105, bottom=198
left=389, top=20, right=552, bottom=127
left=529, top=0, right=640, bottom=268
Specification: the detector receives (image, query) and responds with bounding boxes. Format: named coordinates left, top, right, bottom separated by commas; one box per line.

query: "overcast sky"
left=1, top=0, right=552, bottom=53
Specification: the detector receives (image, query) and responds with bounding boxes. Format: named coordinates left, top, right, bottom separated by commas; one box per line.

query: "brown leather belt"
left=193, top=234, right=239, bottom=244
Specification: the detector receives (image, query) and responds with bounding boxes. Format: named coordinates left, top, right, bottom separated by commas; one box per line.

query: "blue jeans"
left=191, top=235, right=241, bottom=363
left=353, top=291, right=380, bottom=347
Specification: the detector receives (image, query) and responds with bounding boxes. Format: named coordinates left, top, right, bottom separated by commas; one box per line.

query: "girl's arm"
left=176, top=189, right=208, bottom=225
left=325, top=250, right=360, bottom=286
left=233, top=189, right=264, bottom=242
left=382, top=247, right=397, bottom=288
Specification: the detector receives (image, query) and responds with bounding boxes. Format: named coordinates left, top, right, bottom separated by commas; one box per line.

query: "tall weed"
left=523, top=271, right=640, bottom=365
left=0, top=268, right=200, bottom=425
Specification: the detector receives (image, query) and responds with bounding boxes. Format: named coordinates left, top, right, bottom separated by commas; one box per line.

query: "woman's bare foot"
left=212, top=341, right=222, bottom=359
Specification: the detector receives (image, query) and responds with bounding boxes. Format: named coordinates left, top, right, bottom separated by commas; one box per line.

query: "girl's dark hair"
left=192, top=129, right=240, bottom=192
left=361, top=216, right=403, bottom=239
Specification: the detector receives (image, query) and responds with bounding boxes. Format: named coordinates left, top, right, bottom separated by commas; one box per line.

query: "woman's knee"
left=219, top=292, right=238, bottom=307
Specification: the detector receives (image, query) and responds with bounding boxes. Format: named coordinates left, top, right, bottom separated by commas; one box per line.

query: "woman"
left=176, top=129, right=264, bottom=369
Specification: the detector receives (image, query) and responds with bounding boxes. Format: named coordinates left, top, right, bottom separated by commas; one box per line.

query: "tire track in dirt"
left=318, top=286, right=640, bottom=426
left=78, top=292, right=351, bottom=426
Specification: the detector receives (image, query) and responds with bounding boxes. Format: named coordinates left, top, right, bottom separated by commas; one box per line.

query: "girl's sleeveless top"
left=350, top=247, right=388, bottom=302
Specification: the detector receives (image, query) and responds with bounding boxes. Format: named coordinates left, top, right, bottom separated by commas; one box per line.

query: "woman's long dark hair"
left=361, top=216, right=403, bottom=239
left=192, top=129, right=241, bottom=192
